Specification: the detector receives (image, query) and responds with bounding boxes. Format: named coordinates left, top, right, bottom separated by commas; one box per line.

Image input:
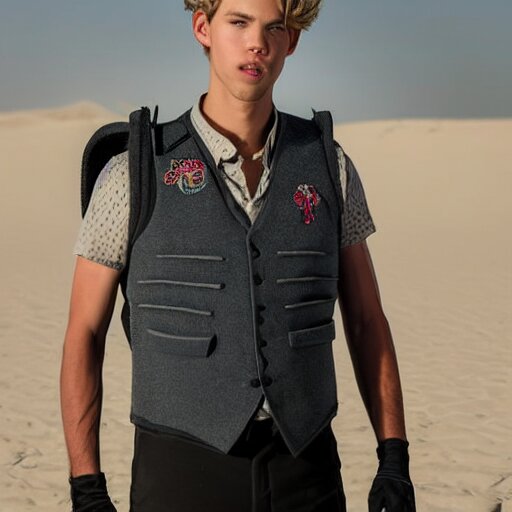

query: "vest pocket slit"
left=284, top=297, right=337, bottom=310
left=145, top=328, right=216, bottom=357
left=276, top=276, right=338, bottom=284
left=288, top=320, right=336, bottom=349
left=137, top=279, right=224, bottom=290
left=137, top=303, right=213, bottom=316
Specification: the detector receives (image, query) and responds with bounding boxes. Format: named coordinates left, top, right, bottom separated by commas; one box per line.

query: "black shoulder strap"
left=119, top=106, right=154, bottom=345
left=313, top=110, right=344, bottom=249
left=127, top=106, right=155, bottom=250
left=313, top=110, right=344, bottom=213
left=120, top=106, right=189, bottom=344
left=80, top=121, right=129, bottom=217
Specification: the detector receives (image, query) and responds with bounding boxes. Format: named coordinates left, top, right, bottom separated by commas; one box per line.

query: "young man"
left=60, top=0, right=416, bottom=511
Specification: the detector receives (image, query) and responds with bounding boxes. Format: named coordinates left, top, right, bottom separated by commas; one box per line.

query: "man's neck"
left=201, top=92, right=274, bottom=160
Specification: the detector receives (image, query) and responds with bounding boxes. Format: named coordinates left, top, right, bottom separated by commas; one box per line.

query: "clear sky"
left=1, top=0, right=511, bottom=122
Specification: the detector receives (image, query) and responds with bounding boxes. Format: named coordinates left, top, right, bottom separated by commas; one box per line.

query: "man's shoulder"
left=277, top=109, right=317, bottom=125
left=107, top=150, right=129, bottom=168
left=277, top=107, right=333, bottom=128
left=276, top=108, right=334, bottom=145
left=148, top=106, right=193, bottom=128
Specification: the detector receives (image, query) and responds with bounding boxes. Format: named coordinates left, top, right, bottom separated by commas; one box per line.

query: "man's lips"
left=240, top=64, right=264, bottom=78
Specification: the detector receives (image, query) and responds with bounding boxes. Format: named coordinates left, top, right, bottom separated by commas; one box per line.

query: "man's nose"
left=247, top=27, right=269, bottom=55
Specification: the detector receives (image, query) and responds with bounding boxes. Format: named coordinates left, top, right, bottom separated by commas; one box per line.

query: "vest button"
left=250, top=242, right=261, bottom=258
left=250, top=378, right=262, bottom=388
left=262, top=376, right=273, bottom=386
left=253, top=274, right=263, bottom=285
left=259, top=339, right=268, bottom=347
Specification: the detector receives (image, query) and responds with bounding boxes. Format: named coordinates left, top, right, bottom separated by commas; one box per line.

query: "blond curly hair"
left=183, top=0, right=322, bottom=30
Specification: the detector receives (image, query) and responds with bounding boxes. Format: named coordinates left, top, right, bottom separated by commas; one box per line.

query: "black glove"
left=69, top=472, right=117, bottom=512
left=368, top=438, right=416, bottom=512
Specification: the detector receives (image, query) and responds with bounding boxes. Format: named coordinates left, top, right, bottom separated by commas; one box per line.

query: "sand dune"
left=0, top=101, right=119, bottom=127
left=0, top=102, right=510, bottom=511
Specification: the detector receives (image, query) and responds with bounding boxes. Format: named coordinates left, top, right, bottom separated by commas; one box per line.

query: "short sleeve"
left=335, top=144, right=376, bottom=248
left=73, top=150, right=130, bottom=270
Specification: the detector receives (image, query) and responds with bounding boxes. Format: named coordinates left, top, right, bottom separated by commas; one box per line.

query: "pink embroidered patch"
left=293, top=184, right=321, bottom=224
left=163, top=159, right=207, bottom=195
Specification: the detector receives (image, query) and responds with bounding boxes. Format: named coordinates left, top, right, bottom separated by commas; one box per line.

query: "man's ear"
left=192, top=10, right=211, bottom=50
left=286, top=28, right=301, bottom=56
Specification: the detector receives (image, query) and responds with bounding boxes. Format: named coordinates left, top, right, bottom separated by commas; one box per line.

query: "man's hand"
left=69, top=472, right=117, bottom=512
left=368, top=438, right=416, bottom=512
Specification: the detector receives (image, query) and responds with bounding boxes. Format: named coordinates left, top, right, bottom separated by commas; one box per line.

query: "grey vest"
left=124, top=108, right=343, bottom=458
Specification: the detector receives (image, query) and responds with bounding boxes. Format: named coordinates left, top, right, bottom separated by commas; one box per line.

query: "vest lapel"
left=182, top=112, right=252, bottom=231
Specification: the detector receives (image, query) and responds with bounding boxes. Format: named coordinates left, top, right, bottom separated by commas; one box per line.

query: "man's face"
left=194, top=0, right=300, bottom=104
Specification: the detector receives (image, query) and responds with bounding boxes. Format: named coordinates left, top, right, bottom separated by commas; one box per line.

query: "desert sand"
left=0, top=102, right=510, bottom=511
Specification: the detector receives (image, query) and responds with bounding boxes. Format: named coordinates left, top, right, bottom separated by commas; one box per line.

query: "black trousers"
left=129, top=417, right=346, bottom=512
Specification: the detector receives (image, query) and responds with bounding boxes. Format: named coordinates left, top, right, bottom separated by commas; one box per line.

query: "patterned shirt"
left=73, top=96, right=376, bottom=421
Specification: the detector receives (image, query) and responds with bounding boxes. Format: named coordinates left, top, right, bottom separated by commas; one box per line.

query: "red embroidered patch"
left=293, top=184, right=321, bottom=224
left=163, top=159, right=207, bottom=195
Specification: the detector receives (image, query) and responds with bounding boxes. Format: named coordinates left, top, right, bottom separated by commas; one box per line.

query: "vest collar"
left=181, top=108, right=288, bottom=233
left=190, top=94, right=279, bottom=170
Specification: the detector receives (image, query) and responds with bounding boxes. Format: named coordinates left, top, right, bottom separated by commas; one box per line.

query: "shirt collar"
left=190, top=94, right=279, bottom=168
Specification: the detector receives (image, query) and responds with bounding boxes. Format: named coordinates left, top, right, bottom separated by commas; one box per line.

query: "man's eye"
left=269, top=25, right=285, bottom=32
left=230, top=20, right=246, bottom=27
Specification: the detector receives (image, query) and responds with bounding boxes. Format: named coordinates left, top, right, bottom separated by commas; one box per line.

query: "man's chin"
left=232, top=86, right=273, bottom=105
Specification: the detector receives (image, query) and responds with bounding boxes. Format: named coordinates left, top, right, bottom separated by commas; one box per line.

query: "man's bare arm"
left=337, top=240, right=407, bottom=441
left=60, top=256, right=121, bottom=477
